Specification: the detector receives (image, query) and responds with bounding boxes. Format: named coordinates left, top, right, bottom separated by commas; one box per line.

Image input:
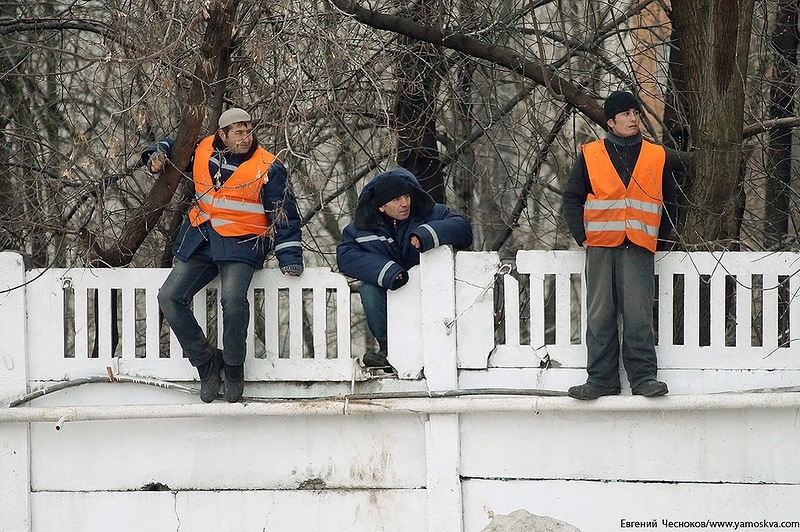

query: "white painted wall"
left=3, top=250, right=800, bottom=532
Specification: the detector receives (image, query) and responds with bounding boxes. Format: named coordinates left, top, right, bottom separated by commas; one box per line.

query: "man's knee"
left=157, top=286, right=173, bottom=310
left=358, top=283, right=386, bottom=310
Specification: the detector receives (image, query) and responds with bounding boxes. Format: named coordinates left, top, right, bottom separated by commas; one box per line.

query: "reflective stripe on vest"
left=582, top=139, right=665, bottom=253
left=187, top=136, right=276, bottom=237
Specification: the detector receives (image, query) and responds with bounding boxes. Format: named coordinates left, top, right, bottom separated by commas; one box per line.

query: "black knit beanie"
left=604, top=91, right=642, bottom=120
left=373, top=174, right=411, bottom=206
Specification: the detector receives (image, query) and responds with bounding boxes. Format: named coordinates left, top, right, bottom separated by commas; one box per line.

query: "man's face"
left=379, top=194, right=412, bottom=221
left=607, top=109, right=640, bottom=138
left=219, top=122, right=254, bottom=154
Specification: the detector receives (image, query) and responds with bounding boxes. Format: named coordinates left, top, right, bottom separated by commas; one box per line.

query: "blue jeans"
left=358, top=282, right=388, bottom=354
left=158, top=243, right=255, bottom=367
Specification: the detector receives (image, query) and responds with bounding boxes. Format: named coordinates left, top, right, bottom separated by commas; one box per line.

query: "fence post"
left=426, top=413, right=463, bottom=532
left=455, top=251, right=500, bottom=369
left=0, top=252, right=31, bottom=531
left=419, top=246, right=463, bottom=531
left=420, top=245, right=458, bottom=390
left=387, top=266, right=424, bottom=379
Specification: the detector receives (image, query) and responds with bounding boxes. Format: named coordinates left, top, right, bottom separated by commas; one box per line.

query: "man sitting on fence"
left=562, top=91, right=677, bottom=400
left=142, top=108, right=304, bottom=402
left=337, top=168, right=473, bottom=370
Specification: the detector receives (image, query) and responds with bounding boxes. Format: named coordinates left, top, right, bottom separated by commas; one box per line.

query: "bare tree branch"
left=328, top=0, right=605, bottom=125
left=87, top=0, right=241, bottom=267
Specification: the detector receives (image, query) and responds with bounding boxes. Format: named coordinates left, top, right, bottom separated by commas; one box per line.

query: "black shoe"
left=362, top=351, right=390, bottom=368
left=632, top=379, right=669, bottom=397
left=567, top=383, right=621, bottom=400
left=198, top=348, right=223, bottom=403
left=224, top=363, right=245, bottom=403
left=362, top=351, right=395, bottom=374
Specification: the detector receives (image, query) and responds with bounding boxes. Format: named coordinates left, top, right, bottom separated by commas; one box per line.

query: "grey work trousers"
left=584, top=245, right=658, bottom=390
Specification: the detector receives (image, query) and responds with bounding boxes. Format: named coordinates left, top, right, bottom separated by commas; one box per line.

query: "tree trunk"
left=89, top=0, right=241, bottom=267
left=394, top=2, right=445, bottom=203
left=763, top=0, right=799, bottom=250
left=670, top=0, right=755, bottom=250
left=450, top=0, right=477, bottom=220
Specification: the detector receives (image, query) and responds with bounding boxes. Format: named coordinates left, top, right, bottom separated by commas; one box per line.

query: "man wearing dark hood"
left=142, top=108, right=304, bottom=402
left=337, top=168, right=473, bottom=369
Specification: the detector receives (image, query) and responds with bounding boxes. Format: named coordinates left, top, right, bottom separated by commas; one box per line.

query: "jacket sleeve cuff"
left=411, top=224, right=438, bottom=251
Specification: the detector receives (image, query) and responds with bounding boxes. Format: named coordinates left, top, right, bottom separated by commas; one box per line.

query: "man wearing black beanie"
left=337, top=168, right=473, bottom=370
left=562, top=91, right=677, bottom=399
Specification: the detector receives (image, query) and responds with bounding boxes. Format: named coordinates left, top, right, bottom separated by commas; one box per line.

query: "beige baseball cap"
left=218, top=108, right=252, bottom=129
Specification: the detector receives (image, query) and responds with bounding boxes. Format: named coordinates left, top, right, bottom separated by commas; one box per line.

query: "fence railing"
left=9, top=249, right=800, bottom=390
left=23, top=265, right=353, bottom=382
left=490, top=250, right=800, bottom=372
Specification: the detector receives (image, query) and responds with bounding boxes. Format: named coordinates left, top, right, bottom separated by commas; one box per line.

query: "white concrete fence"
left=2, top=248, right=800, bottom=532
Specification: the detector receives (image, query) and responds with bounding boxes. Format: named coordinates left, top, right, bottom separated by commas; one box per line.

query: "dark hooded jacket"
left=141, top=134, right=303, bottom=271
left=336, top=168, right=473, bottom=289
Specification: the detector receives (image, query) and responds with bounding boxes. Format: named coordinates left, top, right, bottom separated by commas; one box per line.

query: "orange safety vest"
left=187, top=136, right=276, bottom=237
left=582, top=139, right=666, bottom=253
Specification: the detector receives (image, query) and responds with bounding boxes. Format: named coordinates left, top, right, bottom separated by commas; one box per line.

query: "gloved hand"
left=390, top=271, right=408, bottom=290
left=148, top=150, right=167, bottom=173
left=280, top=263, right=304, bottom=276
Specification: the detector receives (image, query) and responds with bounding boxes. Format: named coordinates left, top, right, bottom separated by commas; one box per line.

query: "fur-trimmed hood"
left=354, top=168, right=435, bottom=230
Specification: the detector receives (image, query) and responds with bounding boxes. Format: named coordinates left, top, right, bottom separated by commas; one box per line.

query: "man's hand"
left=410, top=235, right=421, bottom=249
left=149, top=151, right=167, bottom=173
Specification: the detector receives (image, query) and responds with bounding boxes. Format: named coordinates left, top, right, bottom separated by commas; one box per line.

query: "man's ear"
left=378, top=205, right=385, bottom=213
